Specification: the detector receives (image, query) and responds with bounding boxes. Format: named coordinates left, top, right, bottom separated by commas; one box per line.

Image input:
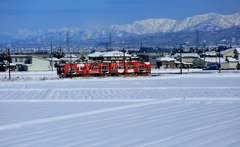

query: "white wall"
left=221, top=62, right=238, bottom=69
left=27, top=57, right=50, bottom=71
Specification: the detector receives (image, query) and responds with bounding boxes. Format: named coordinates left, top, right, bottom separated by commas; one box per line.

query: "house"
left=173, top=53, right=200, bottom=62
left=88, top=51, right=132, bottom=62
left=155, top=56, right=176, bottom=69
left=0, top=61, right=7, bottom=71
left=234, top=48, right=240, bottom=60
left=220, top=48, right=235, bottom=59
left=9, top=55, right=51, bottom=71
left=173, top=53, right=200, bottom=68
left=234, top=48, right=240, bottom=69
left=9, top=55, right=30, bottom=71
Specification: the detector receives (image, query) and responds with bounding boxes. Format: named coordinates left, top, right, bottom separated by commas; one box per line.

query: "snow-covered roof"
left=22, top=64, right=32, bottom=66
left=201, top=51, right=217, bottom=56
left=201, top=57, right=225, bottom=63
left=100, top=51, right=131, bottom=57
left=88, top=52, right=105, bottom=57
left=173, top=53, right=200, bottom=58
left=32, top=56, right=51, bottom=61
left=220, top=48, right=235, bottom=55
left=131, top=56, right=139, bottom=59
left=174, top=60, right=181, bottom=64
left=10, top=55, right=28, bottom=57
left=60, top=57, right=79, bottom=62
left=88, top=51, right=131, bottom=57
left=64, top=54, right=78, bottom=58
left=226, top=57, right=238, bottom=62
left=155, top=56, right=176, bottom=62
left=46, top=57, right=60, bottom=61
left=235, top=48, right=240, bottom=53
left=183, top=62, right=193, bottom=65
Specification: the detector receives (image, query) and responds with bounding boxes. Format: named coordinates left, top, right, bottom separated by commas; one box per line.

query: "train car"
left=109, top=62, right=150, bottom=75
left=75, top=63, right=90, bottom=75
left=57, top=63, right=77, bottom=78
left=139, top=62, right=151, bottom=74
left=87, top=62, right=110, bottom=75
left=57, top=62, right=151, bottom=78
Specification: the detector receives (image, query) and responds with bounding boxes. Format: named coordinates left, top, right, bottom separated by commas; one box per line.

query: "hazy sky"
left=0, top=0, right=239, bottom=42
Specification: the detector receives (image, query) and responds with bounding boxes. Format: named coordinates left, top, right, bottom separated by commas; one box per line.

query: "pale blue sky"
left=0, top=0, right=239, bottom=43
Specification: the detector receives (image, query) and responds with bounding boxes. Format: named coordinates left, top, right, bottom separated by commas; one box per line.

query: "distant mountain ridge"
left=19, top=13, right=240, bottom=45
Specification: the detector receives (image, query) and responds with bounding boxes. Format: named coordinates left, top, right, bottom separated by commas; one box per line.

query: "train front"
left=57, top=64, right=67, bottom=78
left=57, top=63, right=77, bottom=78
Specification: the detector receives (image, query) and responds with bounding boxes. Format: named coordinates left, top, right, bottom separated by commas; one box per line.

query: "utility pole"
left=196, top=29, right=199, bottom=50
left=106, top=43, right=108, bottom=52
left=50, top=43, right=53, bottom=71
left=109, top=33, right=112, bottom=51
left=8, top=48, right=11, bottom=80
left=67, top=32, right=72, bottom=79
left=180, top=45, right=183, bottom=74
left=203, top=44, right=206, bottom=68
left=218, top=47, right=221, bottom=73
left=140, top=42, right=143, bottom=61
left=123, top=48, right=126, bottom=73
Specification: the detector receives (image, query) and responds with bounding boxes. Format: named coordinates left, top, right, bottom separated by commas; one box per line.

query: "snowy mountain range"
left=17, top=13, right=240, bottom=45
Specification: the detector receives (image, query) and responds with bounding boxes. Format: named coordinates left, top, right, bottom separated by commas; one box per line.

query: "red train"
left=57, top=62, right=151, bottom=78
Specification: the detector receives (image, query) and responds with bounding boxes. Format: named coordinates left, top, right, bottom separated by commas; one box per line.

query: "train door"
left=101, top=63, right=109, bottom=74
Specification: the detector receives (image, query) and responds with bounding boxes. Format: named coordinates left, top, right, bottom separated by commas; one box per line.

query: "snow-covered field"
left=0, top=70, right=240, bottom=147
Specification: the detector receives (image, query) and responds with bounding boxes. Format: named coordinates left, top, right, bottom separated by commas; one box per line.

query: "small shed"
left=194, top=57, right=225, bottom=68
left=221, top=57, right=239, bottom=69
left=155, top=56, right=176, bottom=69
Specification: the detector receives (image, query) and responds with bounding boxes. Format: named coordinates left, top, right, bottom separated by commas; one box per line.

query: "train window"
left=79, top=67, right=84, bottom=70
left=57, top=66, right=64, bottom=70
left=102, top=66, right=108, bottom=69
